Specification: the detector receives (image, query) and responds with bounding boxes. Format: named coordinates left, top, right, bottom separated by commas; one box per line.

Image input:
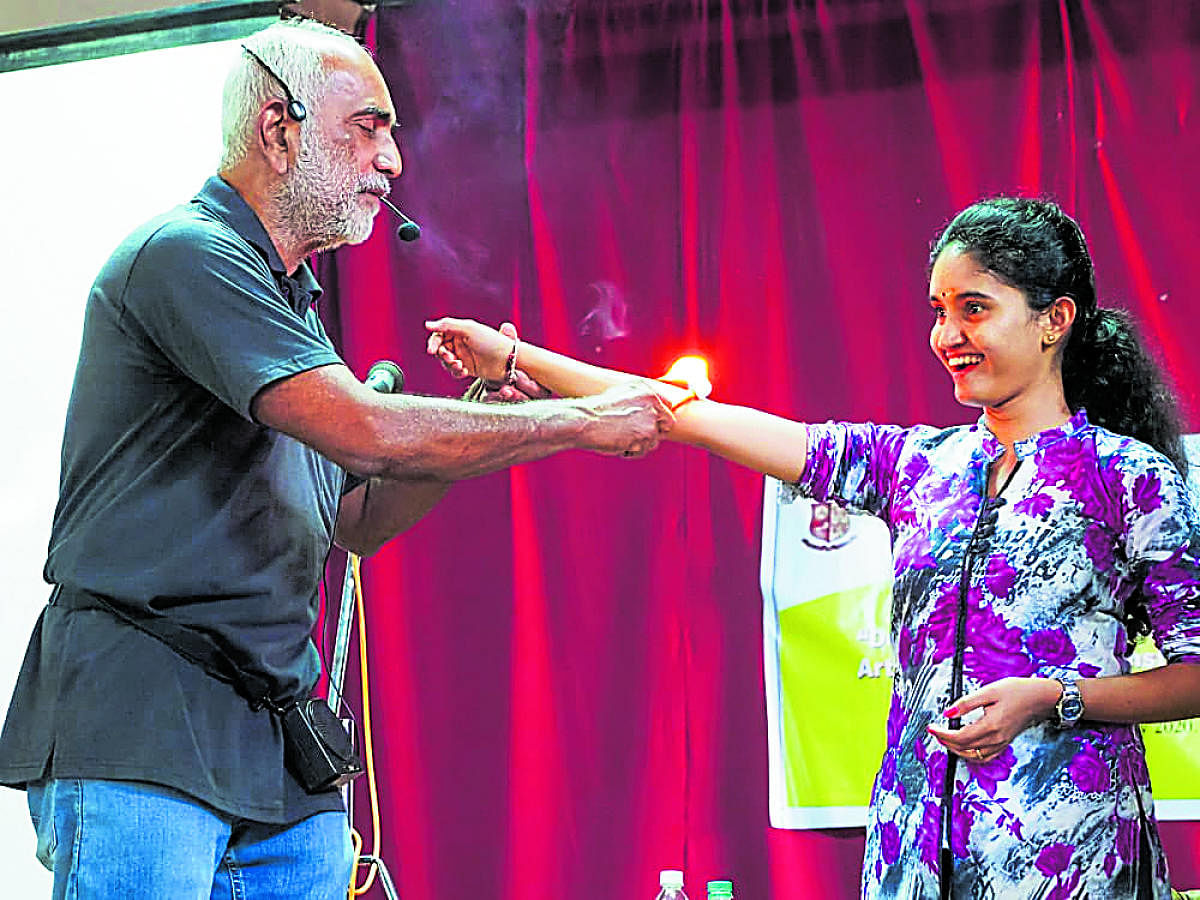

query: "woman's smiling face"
left=928, top=245, right=1056, bottom=413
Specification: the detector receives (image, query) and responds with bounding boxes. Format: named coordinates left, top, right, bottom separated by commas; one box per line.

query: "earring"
left=1044, top=334, right=1057, bottom=346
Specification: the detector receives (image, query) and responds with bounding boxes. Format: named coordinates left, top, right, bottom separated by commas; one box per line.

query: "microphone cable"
left=347, top=552, right=385, bottom=897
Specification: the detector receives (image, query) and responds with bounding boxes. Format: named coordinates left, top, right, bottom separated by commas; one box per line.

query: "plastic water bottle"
left=706, top=880, right=733, bottom=900
left=655, top=869, right=688, bottom=899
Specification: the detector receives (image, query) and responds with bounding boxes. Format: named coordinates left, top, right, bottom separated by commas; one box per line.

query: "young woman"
left=426, top=197, right=1200, bottom=899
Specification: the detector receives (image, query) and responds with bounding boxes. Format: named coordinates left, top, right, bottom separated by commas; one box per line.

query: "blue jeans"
left=27, top=778, right=353, bottom=899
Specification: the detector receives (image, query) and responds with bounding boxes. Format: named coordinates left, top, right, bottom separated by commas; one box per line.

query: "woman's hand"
left=926, top=676, right=1061, bottom=763
left=481, top=323, right=552, bottom=401
left=425, top=317, right=515, bottom=382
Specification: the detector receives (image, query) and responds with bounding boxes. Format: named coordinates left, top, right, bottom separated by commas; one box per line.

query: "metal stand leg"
left=330, top=553, right=401, bottom=900
left=357, top=856, right=400, bottom=899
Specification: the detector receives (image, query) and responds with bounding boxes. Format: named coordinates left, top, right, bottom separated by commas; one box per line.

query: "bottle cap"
left=707, top=880, right=733, bottom=898
left=659, top=870, right=685, bottom=890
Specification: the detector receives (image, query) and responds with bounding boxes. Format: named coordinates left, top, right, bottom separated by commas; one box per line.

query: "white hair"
left=219, top=18, right=365, bottom=170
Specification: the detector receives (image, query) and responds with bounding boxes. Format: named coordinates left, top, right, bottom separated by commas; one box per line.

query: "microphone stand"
left=328, top=360, right=407, bottom=900
left=327, top=558, right=356, bottom=718
left=329, top=551, right=401, bottom=900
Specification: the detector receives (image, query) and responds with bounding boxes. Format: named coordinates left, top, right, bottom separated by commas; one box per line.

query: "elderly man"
left=0, top=18, right=671, bottom=898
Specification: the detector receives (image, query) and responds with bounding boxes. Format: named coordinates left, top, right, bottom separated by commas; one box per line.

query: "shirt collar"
left=974, top=408, right=1090, bottom=461
left=192, top=176, right=323, bottom=314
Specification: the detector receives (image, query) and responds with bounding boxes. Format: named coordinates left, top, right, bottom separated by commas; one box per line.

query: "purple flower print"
left=967, top=746, right=1015, bottom=798
left=1116, top=747, right=1149, bottom=787
left=927, top=583, right=971, bottom=663
left=919, top=800, right=941, bottom=872
left=921, top=463, right=961, bottom=505
left=1144, top=547, right=1200, bottom=621
left=886, top=694, right=909, bottom=747
left=1078, top=662, right=1101, bottom=678
left=1037, top=436, right=1089, bottom=487
left=984, top=554, right=1017, bottom=599
left=1041, top=438, right=1109, bottom=519
left=894, top=531, right=937, bottom=571
left=924, top=744, right=947, bottom=796
left=880, top=820, right=902, bottom=865
left=963, top=605, right=1035, bottom=683
left=978, top=425, right=1003, bottom=459
left=1038, top=841, right=1083, bottom=899
left=950, top=792, right=974, bottom=858
left=1115, top=815, right=1139, bottom=863
left=801, top=429, right=840, bottom=501
left=897, top=452, right=932, bottom=495
left=1047, top=870, right=1083, bottom=900
left=1025, top=628, right=1076, bottom=667
left=1067, top=742, right=1111, bottom=793
left=898, top=625, right=923, bottom=671
left=1083, top=524, right=1116, bottom=571
left=940, top=486, right=984, bottom=532
left=1131, top=471, right=1164, bottom=514
left=1014, top=492, right=1054, bottom=519
left=1035, top=842, right=1074, bottom=877
left=879, top=750, right=897, bottom=793
left=1033, top=412, right=1084, bottom=451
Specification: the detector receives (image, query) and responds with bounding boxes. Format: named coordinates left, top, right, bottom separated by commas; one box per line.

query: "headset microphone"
left=240, top=46, right=307, bottom=122
left=378, top=196, right=422, bottom=242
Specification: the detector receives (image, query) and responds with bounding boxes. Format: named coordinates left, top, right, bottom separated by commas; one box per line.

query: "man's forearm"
left=344, top=392, right=592, bottom=481
left=252, top=363, right=665, bottom=484
left=334, top=476, right=451, bottom=556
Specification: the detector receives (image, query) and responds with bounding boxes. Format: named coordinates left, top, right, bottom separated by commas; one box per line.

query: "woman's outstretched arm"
left=426, top=316, right=810, bottom=483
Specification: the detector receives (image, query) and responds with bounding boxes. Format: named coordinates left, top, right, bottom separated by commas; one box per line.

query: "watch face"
left=1060, top=696, right=1084, bottom=722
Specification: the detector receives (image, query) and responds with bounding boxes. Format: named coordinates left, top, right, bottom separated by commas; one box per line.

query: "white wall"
left=0, top=37, right=236, bottom=893
left=0, top=1, right=212, bottom=36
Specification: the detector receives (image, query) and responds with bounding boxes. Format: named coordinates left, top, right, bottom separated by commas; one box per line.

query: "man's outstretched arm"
left=252, top=363, right=673, bottom=555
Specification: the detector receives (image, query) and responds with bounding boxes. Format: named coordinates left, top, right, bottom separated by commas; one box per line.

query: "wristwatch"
left=1054, top=676, right=1085, bottom=729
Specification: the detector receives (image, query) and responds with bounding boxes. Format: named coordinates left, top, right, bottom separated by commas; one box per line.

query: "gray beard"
left=270, top=130, right=377, bottom=253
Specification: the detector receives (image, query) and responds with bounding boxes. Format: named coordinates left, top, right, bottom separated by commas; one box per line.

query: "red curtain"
left=319, top=1, right=1200, bottom=896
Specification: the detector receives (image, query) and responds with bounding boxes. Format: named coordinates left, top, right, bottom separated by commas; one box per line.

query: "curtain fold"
left=319, top=2, right=1200, bottom=896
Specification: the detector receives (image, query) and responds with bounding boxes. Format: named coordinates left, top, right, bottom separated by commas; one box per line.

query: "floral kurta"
left=797, top=410, right=1200, bottom=900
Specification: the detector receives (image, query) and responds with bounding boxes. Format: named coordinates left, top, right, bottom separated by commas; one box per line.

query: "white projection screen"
left=0, top=30, right=266, bottom=892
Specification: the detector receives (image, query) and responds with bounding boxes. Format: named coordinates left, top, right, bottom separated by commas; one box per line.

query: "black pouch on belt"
left=275, top=697, right=364, bottom=792
left=55, top=585, right=364, bottom=794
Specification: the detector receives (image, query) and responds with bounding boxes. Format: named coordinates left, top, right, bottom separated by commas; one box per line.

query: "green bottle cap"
left=707, top=880, right=733, bottom=898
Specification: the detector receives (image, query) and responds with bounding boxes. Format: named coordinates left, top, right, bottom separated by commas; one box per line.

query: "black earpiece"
left=241, top=45, right=308, bottom=122
left=285, top=99, right=308, bottom=122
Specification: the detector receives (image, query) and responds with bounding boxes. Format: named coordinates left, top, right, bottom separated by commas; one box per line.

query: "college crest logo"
left=801, top=501, right=855, bottom=551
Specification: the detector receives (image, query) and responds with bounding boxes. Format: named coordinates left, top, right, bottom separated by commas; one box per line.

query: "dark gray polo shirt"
left=0, top=176, right=350, bottom=823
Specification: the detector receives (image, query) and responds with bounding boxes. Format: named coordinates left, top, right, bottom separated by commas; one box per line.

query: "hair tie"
left=1091, top=308, right=1120, bottom=341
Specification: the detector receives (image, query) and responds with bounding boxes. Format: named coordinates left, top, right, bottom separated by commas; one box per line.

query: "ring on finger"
left=972, top=748, right=983, bottom=761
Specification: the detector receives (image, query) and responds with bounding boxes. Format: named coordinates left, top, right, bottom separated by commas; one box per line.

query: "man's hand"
left=573, top=381, right=675, bottom=457
left=426, top=316, right=511, bottom=381
left=926, top=676, right=1060, bottom=763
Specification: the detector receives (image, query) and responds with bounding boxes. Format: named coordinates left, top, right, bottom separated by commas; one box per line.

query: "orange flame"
left=660, top=355, right=712, bottom=400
